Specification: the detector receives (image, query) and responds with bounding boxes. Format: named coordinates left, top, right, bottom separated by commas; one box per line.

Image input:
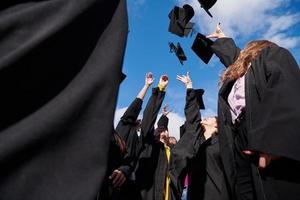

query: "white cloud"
left=176, top=0, right=300, bottom=49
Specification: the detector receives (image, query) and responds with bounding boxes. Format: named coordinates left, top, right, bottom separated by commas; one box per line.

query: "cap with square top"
left=191, top=33, right=214, bottom=64
left=168, top=4, right=195, bottom=37
left=169, top=42, right=187, bottom=65
left=198, top=0, right=217, bottom=17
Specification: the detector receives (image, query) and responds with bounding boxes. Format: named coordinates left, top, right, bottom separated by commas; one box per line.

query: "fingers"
left=166, top=109, right=172, bottom=116
left=176, top=75, right=185, bottom=83
left=163, top=103, right=169, bottom=110
left=206, top=33, right=218, bottom=38
left=146, top=72, right=153, bottom=78
left=258, top=154, right=272, bottom=169
left=243, top=150, right=255, bottom=155
left=110, top=170, right=126, bottom=188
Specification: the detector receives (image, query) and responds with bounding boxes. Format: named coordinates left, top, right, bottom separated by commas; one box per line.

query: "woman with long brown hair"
left=207, top=24, right=300, bottom=200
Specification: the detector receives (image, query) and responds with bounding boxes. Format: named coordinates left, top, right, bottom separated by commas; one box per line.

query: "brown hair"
left=220, top=40, right=277, bottom=84
left=113, top=132, right=126, bottom=154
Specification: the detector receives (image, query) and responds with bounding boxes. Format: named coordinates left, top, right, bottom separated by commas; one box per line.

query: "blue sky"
left=116, top=0, right=300, bottom=139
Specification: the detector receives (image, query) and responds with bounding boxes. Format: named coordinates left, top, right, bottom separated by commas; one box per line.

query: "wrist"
left=186, top=82, right=192, bottom=89
left=218, top=33, right=226, bottom=38
left=158, top=84, right=165, bottom=91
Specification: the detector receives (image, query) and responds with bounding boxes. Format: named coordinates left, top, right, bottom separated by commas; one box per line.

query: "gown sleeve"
left=247, top=46, right=300, bottom=162
left=169, top=89, right=203, bottom=197
left=211, top=38, right=241, bottom=68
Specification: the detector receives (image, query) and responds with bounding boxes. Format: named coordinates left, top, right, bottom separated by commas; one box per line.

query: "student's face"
left=201, top=117, right=217, bottom=128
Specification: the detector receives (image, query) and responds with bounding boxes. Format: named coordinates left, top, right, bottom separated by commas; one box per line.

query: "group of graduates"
left=1, top=1, right=300, bottom=200
left=101, top=71, right=223, bottom=200
left=101, top=24, right=300, bottom=200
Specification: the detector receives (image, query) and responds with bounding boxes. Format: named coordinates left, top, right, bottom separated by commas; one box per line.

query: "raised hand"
left=159, top=75, right=169, bottom=89
left=176, top=71, right=192, bottom=89
left=206, top=23, right=226, bottom=39
left=145, top=72, right=154, bottom=86
left=162, top=104, right=172, bottom=116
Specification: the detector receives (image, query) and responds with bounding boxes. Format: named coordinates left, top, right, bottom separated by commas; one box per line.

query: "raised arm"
left=207, top=23, right=241, bottom=67
left=140, top=75, right=168, bottom=139
left=170, top=72, right=204, bottom=196
left=118, top=72, right=154, bottom=126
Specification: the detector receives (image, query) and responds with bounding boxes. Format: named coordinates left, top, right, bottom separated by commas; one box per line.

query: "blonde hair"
left=220, top=40, right=277, bottom=84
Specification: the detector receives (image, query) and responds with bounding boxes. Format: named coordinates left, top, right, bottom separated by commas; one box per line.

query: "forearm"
left=211, top=38, right=241, bottom=67
left=141, top=88, right=165, bottom=138
left=137, top=84, right=150, bottom=100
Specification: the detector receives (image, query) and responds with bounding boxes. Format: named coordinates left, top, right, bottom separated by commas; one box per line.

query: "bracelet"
left=158, top=84, right=165, bottom=91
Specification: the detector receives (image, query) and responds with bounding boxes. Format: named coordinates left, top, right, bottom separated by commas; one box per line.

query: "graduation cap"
left=168, top=4, right=195, bottom=37
left=169, top=42, right=187, bottom=65
left=191, top=33, right=214, bottom=64
left=198, top=0, right=217, bottom=17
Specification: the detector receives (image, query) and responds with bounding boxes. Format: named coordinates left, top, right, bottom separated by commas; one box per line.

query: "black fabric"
left=194, top=88, right=205, bottom=109
left=157, top=115, right=169, bottom=130
left=245, top=46, right=300, bottom=162
left=115, top=98, right=143, bottom=200
left=169, top=42, right=187, bottom=65
left=191, top=33, right=214, bottom=64
left=134, top=87, right=166, bottom=200
left=211, top=38, right=241, bottom=68
left=197, top=0, right=217, bottom=17
left=169, top=89, right=229, bottom=200
left=212, top=37, right=300, bottom=200
left=168, top=4, right=195, bottom=37
left=98, top=133, right=129, bottom=200
left=116, top=98, right=142, bottom=168
left=232, top=115, right=255, bottom=200
left=0, top=0, right=128, bottom=200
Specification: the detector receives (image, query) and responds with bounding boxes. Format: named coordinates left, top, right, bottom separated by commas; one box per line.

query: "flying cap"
left=191, top=33, right=214, bottom=64
left=198, top=0, right=217, bottom=17
left=168, top=4, right=195, bottom=37
left=169, top=42, right=187, bottom=65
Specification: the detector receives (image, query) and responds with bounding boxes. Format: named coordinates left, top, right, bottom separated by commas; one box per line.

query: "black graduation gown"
left=116, top=98, right=143, bottom=161
left=0, top=0, right=128, bottom=200
left=115, top=98, right=143, bottom=199
left=211, top=38, right=300, bottom=200
left=134, top=88, right=166, bottom=200
left=97, top=133, right=130, bottom=200
left=169, top=89, right=229, bottom=200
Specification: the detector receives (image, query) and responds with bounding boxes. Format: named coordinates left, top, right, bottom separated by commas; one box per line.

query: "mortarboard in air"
left=195, top=89, right=205, bottom=109
left=198, top=0, right=217, bottom=17
left=191, top=33, right=214, bottom=64
left=168, top=4, right=195, bottom=37
left=169, top=42, right=187, bottom=65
